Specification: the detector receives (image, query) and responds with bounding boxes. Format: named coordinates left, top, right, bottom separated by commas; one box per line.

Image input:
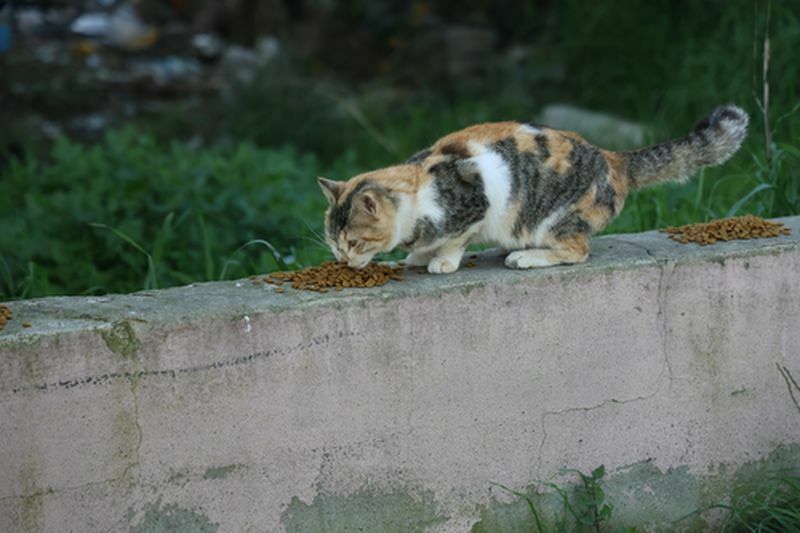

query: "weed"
left=718, top=472, right=800, bottom=532
left=498, top=464, right=800, bottom=532
left=493, top=465, right=627, bottom=533
left=676, top=471, right=800, bottom=532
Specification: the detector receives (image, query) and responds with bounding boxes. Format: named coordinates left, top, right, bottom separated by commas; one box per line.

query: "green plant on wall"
left=494, top=465, right=628, bottom=533
left=495, top=466, right=800, bottom=532
left=675, top=472, right=800, bottom=532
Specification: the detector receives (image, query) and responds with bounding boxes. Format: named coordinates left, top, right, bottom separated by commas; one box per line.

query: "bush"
left=0, top=128, right=332, bottom=299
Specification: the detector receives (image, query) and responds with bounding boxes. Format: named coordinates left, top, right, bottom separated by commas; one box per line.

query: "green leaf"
left=600, top=504, right=613, bottom=521
left=90, top=222, right=149, bottom=256
left=490, top=483, right=547, bottom=533
left=595, top=486, right=606, bottom=505
left=779, top=143, right=800, bottom=160
left=725, top=184, right=774, bottom=218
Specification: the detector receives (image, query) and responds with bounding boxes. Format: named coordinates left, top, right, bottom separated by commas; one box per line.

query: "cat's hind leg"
left=505, top=234, right=589, bottom=269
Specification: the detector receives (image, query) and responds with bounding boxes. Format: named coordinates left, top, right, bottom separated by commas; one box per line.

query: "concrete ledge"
left=2, top=217, right=800, bottom=532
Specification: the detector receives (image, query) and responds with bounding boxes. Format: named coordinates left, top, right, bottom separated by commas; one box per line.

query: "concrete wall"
left=2, top=217, right=799, bottom=532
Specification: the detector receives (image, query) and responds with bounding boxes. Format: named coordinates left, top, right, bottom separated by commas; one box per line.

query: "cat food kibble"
left=659, top=215, right=790, bottom=245
left=261, top=261, right=404, bottom=292
left=0, top=304, right=13, bottom=330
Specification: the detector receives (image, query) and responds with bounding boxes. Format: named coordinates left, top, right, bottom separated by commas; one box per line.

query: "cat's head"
left=318, top=177, right=398, bottom=269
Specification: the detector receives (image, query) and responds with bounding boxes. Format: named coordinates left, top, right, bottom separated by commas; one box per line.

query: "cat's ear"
left=318, top=177, right=344, bottom=205
left=357, top=191, right=380, bottom=217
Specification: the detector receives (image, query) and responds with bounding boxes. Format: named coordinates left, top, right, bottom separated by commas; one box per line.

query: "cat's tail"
left=614, top=104, right=748, bottom=190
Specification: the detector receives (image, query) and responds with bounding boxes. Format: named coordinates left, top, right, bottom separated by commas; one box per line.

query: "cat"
left=319, top=104, right=748, bottom=273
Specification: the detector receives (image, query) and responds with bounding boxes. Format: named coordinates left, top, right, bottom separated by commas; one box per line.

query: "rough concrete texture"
left=1, top=217, right=799, bottom=532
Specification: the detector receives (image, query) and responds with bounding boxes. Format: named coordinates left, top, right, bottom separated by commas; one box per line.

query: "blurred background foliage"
left=1, top=0, right=798, bottom=299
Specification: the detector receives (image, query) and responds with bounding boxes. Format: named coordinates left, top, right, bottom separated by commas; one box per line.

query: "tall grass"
left=720, top=472, right=800, bottom=531
left=675, top=471, right=800, bottom=532
left=564, top=0, right=800, bottom=232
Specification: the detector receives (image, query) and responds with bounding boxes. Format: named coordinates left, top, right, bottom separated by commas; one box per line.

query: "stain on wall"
left=129, top=497, right=218, bottom=533
left=281, top=488, right=447, bottom=533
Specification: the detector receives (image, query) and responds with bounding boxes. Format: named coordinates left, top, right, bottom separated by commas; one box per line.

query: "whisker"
left=296, top=236, right=329, bottom=250
left=303, top=220, right=326, bottom=243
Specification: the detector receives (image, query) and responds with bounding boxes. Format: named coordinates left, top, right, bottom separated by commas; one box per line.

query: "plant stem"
left=762, top=0, right=772, bottom=166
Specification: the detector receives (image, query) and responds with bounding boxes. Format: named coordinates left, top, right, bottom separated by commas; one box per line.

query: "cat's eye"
left=347, top=240, right=357, bottom=248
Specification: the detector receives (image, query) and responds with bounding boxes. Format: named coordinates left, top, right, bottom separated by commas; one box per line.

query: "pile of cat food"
left=0, top=304, right=12, bottom=330
left=659, top=215, right=790, bottom=245
left=255, top=261, right=405, bottom=293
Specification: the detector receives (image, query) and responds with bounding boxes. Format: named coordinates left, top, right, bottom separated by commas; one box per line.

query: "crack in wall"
left=777, top=363, right=800, bottom=415
left=536, top=383, right=667, bottom=475
left=535, top=238, right=676, bottom=476
left=612, top=238, right=676, bottom=386
left=655, top=259, right=676, bottom=386
left=9, top=330, right=361, bottom=395
left=122, top=373, right=144, bottom=482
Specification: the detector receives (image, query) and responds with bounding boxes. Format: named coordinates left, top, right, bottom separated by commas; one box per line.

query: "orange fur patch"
left=602, top=150, right=630, bottom=210
left=574, top=184, right=612, bottom=232
left=344, top=164, right=422, bottom=197
left=553, top=234, right=589, bottom=262
left=543, top=133, right=575, bottom=174
left=433, top=122, right=521, bottom=154
left=513, top=127, right=539, bottom=153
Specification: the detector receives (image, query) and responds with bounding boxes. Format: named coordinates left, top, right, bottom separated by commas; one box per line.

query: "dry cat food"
left=659, top=215, right=790, bottom=245
left=258, top=261, right=404, bottom=292
left=0, top=304, right=12, bottom=330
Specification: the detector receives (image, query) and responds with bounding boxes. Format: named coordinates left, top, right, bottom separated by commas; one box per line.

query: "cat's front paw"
left=427, top=257, right=459, bottom=274
left=405, top=251, right=432, bottom=267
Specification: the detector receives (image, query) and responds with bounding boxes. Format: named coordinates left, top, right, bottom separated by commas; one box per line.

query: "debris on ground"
left=0, top=304, right=12, bottom=330
left=659, top=215, right=790, bottom=245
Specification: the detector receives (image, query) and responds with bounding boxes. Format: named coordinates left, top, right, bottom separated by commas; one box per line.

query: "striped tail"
left=618, top=105, right=748, bottom=189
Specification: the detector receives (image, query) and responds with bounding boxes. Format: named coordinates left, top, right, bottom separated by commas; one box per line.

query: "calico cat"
left=319, top=104, right=748, bottom=273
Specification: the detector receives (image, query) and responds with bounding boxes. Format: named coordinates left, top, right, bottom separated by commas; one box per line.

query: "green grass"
left=718, top=472, right=800, bottom=532
left=0, top=129, right=334, bottom=298
left=496, top=466, right=800, bottom=531
left=1, top=0, right=798, bottom=300
left=675, top=471, right=800, bottom=532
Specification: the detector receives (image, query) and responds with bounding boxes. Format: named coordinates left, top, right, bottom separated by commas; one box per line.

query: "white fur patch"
left=519, top=124, right=542, bottom=135
left=472, top=149, right=511, bottom=242
left=505, top=250, right=556, bottom=269
left=391, top=195, right=415, bottom=249
left=392, top=183, right=444, bottom=249
left=416, top=181, right=445, bottom=223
